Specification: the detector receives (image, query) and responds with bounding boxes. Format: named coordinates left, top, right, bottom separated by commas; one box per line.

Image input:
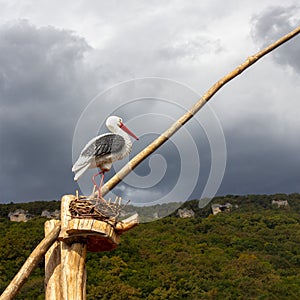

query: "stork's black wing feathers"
left=82, top=134, right=125, bottom=157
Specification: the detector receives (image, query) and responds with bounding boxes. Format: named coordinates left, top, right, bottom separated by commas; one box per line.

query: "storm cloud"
left=0, top=1, right=299, bottom=204
left=252, top=5, right=300, bottom=74
left=0, top=21, right=99, bottom=201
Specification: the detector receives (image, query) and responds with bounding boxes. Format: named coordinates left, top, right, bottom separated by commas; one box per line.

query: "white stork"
left=72, top=116, right=139, bottom=197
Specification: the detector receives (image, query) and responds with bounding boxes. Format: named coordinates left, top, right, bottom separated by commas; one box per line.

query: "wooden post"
left=45, top=220, right=62, bottom=300
left=60, top=242, right=87, bottom=300
left=52, top=194, right=139, bottom=299
left=59, top=195, right=87, bottom=300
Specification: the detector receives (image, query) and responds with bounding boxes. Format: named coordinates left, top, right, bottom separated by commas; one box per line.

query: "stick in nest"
left=69, top=196, right=130, bottom=224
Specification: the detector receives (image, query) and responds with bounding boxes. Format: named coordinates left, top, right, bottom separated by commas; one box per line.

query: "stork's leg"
left=92, top=185, right=97, bottom=198
left=99, top=172, right=105, bottom=196
left=92, top=171, right=106, bottom=198
left=92, top=171, right=102, bottom=198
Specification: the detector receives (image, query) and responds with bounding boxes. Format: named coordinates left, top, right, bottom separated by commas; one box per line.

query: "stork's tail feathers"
left=72, top=163, right=90, bottom=181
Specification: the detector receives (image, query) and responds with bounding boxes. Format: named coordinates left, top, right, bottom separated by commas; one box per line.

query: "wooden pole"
left=97, top=25, right=300, bottom=198
left=45, top=220, right=62, bottom=300
left=59, top=195, right=87, bottom=300
left=60, top=242, right=87, bottom=300
left=45, top=195, right=138, bottom=300
left=0, top=223, right=61, bottom=300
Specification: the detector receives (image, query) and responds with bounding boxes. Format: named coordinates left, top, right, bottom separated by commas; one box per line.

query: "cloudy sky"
left=0, top=0, right=299, bottom=205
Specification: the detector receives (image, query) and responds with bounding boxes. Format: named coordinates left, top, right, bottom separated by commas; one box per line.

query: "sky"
left=0, top=0, right=299, bottom=206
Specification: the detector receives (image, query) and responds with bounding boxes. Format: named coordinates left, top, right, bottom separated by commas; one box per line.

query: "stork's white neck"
left=110, top=126, right=131, bottom=145
left=111, top=125, right=124, bottom=136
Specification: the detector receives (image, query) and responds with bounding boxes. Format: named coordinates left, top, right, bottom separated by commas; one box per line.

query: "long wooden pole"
left=60, top=242, right=87, bottom=300
left=99, top=25, right=300, bottom=197
left=45, top=220, right=62, bottom=300
left=0, top=223, right=61, bottom=300
left=59, top=195, right=87, bottom=300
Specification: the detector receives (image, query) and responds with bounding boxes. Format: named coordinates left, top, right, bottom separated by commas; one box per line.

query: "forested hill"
left=0, top=200, right=60, bottom=218
left=1, top=193, right=300, bottom=219
left=0, top=193, right=300, bottom=299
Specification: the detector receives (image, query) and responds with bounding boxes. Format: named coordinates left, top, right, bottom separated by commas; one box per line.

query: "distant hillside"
left=211, top=193, right=300, bottom=212
left=1, top=193, right=300, bottom=299
left=125, top=192, right=300, bottom=220
left=0, top=193, right=300, bottom=221
left=1, top=193, right=299, bottom=220
left=0, top=200, right=60, bottom=218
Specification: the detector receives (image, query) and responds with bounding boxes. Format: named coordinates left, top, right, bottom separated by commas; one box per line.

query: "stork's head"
left=106, top=116, right=139, bottom=140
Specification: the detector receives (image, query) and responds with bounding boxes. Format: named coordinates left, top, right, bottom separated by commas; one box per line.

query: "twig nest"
left=69, top=196, right=129, bottom=225
left=59, top=194, right=139, bottom=252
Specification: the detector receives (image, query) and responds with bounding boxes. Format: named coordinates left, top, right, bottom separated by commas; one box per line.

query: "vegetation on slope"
left=0, top=194, right=300, bottom=299
left=0, top=200, right=60, bottom=218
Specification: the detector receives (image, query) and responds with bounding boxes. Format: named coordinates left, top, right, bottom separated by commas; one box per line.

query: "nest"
left=69, top=196, right=129, bottom=224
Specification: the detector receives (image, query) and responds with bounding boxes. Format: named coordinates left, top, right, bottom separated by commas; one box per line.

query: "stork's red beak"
left=120, top=122, right=139, bottom=140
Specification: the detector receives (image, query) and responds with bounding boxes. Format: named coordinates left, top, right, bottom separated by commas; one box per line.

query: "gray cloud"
left=219, top=116, right=300, bottom=195
left=251, top=5, right=300, bottom=73
left=0, top=20, right=100, bottom=202
left=0, top=1, right=300, bottom=205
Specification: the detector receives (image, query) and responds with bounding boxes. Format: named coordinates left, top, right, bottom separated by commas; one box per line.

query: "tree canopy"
left=0, top=193, right=300, bottom=299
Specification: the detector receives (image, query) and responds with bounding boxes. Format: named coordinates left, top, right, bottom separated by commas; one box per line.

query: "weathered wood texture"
left=45, top=220, right=62, bottom=300
left=59, top=195, right=87, bottom=300
left=59, top=194, right=75, bottom=240
left=66, top=218, right=119, bottom=252
left=50, top=195, right=138, bottom=299
left=59, top=195, right=139, bottom=252
left=96, top=25, right=300, bottom=198
left=60, top=242, right=87, bottom=300
left=0, top=222, right=61, bottom=300
left=115, top=213, right=139, bottom=234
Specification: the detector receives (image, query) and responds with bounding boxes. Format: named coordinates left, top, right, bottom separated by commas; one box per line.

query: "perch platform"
left=58, top=195, right=138, bottom=252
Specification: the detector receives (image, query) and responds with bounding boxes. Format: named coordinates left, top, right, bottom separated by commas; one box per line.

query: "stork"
left=72, top=116, right=139, bottom=198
